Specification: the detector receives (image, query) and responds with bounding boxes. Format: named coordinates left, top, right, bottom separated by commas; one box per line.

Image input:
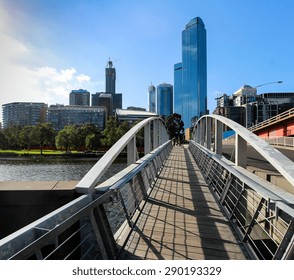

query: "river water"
left=0, top=157, right=126, bottom=182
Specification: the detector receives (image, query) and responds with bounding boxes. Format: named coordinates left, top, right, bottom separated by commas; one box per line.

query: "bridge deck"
left=120, top=145, right=247, bottom=260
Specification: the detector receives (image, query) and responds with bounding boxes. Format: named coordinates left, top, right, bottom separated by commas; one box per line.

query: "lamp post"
left=245, top=81, right=283, bottom=128
left=254, top=80, right=283, bottom=89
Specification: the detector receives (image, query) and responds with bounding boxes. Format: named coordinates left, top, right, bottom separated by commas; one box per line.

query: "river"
left=0, top=157, right=126, bottom=182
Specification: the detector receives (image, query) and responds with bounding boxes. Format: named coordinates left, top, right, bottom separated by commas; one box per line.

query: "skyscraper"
left=69, top=89, right=90, bottom=106
left=148, top=84, right=156, bottom=113
left=156, top=83, right=173, bottom=117
left=101, top=59, right=122, bottom=115
left=105, top=59, right=116, bottom=94
left=174, top=17, right=207, bottom=128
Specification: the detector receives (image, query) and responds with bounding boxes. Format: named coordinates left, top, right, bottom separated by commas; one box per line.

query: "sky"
left=1, top=0, right=294, bottom=121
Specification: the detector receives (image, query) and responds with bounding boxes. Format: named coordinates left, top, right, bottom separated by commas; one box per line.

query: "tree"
left=117, top=121, right=130, bottom=138
left=18, top=125, right=36, bottom=149
left=32, top=123, right=56, bottom=154
left=55, top=124, right=101, bottom=152
left=101, top=116, right=120, bottom=147
left=2, top=126, right=22, bottom=149
left=85, top=133, right=101, bottom=151
left=0, top=131, right=8, bottom=149
left=82, top=124, right=101, bottom=151
left=55, top=127, right=72, bottom=152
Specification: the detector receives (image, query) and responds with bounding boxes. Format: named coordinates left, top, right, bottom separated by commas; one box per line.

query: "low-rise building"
left=48, top=105, right=106, bottom=130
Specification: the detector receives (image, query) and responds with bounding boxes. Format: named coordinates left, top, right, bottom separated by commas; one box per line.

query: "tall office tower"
left=69, top=89, right=90, bottom=106
left=174, top=63, right=183, bottom=115
left=174, top=17, right=207, bottom=128
left=148, top=84, right=156, bottom=113
left=156, top=83, right=173, bottom=117
left=105, top=59, right=116, bottom=94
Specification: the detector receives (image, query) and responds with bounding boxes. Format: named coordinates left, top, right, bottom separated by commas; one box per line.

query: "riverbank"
left=0, top=149, right=131, bottom=159
left=0, top=149, right=102, bottom=157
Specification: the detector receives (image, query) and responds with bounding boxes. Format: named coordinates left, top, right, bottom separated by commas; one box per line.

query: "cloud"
left=0, top=2, right=95, bottom=120
left=76, top=74, right=91, bottom=83
left=31, top=66, right=93, bottom=102
left=0, top=30, right=93, bottom=111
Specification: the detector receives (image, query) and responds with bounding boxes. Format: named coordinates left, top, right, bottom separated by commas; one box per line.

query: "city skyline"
left=1, top=0, right=294, bottom=119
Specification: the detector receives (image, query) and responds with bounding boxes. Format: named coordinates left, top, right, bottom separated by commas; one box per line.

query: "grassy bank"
left=0, top=149, right=80, bottom=156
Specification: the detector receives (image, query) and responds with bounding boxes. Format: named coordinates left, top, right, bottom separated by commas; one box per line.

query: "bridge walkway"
left=119, top=145, right=247, bottom=260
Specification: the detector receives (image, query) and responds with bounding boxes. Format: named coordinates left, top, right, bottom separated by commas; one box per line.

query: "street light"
left=254, top=80, right=283, bottom=89
left=245, top=81, right=283, bottom=128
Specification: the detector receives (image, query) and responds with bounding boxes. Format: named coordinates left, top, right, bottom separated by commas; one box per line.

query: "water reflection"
left=0, top=157, right=126, bottom=182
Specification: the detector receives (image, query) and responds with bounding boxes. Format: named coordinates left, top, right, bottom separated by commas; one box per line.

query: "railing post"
left=235, top=134, right=247, bottom=168
left=153, top=119, right=159, bottom=149
left=200, top=118, right=205, bottom=146
left=215, top=119, right=223, bottom=155
left=144, top=122, right=151, bottom=155
left=206, top=117, right=211, bottom=150
left=127, top=136, right=137, bottom=166
left=159, top=121, right=163, bottom=145
left=90, top=204, right=118, bottom=259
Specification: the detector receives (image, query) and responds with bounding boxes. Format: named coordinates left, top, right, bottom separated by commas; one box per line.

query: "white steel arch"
left=76, top=117, right=169, bottom=194
left=193, top=115, right=294, bottom=188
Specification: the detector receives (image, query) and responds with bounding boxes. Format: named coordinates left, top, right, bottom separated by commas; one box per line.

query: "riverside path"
left=119, top=145, right=247, bottom=260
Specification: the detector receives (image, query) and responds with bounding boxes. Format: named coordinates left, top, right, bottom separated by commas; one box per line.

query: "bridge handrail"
left=249, top=107, right=294, bottom=131
left=189, top=140, right=294, bottom=259
left=261, top=136, right=294, bottom=148
left=76, top=117, right=169, bottom=194
left=0, top=140, right=172, bottom=260
left=193, top=114, right=294, bottom=187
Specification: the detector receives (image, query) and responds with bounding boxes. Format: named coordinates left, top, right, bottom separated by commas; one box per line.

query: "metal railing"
left=249, top=107, right=294, bottom=131
left=0, top=117, right=172, bottom=260
left=191, top=115, right=294, bottom=259
left=261, top=136, right=294, bottom=148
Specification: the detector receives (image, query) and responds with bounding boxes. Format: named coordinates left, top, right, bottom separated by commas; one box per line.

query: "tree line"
left=0, top=117, right=132, bottom=154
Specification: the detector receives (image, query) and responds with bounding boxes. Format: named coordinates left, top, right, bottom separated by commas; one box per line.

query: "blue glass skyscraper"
left=174, top=62, right=183, bottom=115
left=156, top=83, right=173, bottom=117
left=148, top=84, right=156, bottom=113
left=174, top=17, right=207, bottom=128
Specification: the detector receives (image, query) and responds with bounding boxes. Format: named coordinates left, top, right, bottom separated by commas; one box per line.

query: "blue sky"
left=1, top=0, right=294, bottom=119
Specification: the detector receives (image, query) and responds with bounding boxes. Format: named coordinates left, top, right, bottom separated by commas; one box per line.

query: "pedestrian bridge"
left=1, top=116, right=294, bottom=260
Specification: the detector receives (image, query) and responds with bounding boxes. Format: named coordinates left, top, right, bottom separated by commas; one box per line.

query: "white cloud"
left=0, top=3, right=99, bottom=123
left=76, top=74, right=91, bottom=83
left=0, top=31, right=93, bottom=115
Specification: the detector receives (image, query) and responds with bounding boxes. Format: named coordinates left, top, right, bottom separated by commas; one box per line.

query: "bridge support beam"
left=215, top=120, right=223, bottom=155
left=205, top=117, right=212, bottom=150
left=235, top=134, right=247, bottom=168
left=144, top=122, right=151, bottom=155
left=153, top=120, right=159, bottom=149
left=127, top=136, right=137, bottom=166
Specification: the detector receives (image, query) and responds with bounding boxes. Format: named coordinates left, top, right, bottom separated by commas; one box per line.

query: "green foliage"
left=18, top=125, right=36, bottom=149
left=0, top=130, right=8, bottom=149
left=55, top=127, right=72, bottom=152
left=55, top=123, right=101, bottom=152
left=1, top=119, right=134, bottom=152
left=101, top=117, right=130, bottom=147
left=2, top=126, right=22, bottom=149
left=32, top=123, right=56, bottom=154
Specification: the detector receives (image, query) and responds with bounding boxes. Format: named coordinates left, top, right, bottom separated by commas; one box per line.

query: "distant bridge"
left=250, top=107, right=294, bottom=138
left=1, top=115, right=294, bottom=260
